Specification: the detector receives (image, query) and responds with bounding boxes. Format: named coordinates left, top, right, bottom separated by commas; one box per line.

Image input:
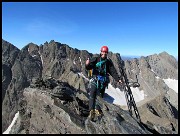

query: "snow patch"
left=79, top=57, right=82, bottom=66
left=151, top=69, right=156, bottom=74
left=73, top=59, right=76, bottom=65
left=155, top=76, right=160, bottom=79
left=3, top=111, right=20, bottom=134
left=104, top=84, right=145, bottom=106
left=38, top=51, right=43, bottom=65
left=163, top=78, right=178, bottom=93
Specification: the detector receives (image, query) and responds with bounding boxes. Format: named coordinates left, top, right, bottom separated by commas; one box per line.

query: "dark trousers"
left=88, top=78, right=106, bottom=111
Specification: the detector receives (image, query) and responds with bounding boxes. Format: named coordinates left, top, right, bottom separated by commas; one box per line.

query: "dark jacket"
left=85, top=56, right=122, bottom=82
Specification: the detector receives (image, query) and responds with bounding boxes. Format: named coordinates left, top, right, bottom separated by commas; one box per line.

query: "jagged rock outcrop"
left=138, top=94, right=178, bottom=133
left=2, top=40, right=20, bottom=101
left=149, top=52, right=178, bottom=79
left=123, top=53, right=178, bottom=105
left=6, top=78, right=176, bottom=134
left=119, top=52, right=178, bottom=133
left=2, top=40, right=44, bottom=132
left=2, top=39, right=178, bottom=134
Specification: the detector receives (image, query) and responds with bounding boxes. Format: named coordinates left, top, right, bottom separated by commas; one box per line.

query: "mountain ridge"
left=2, top=39, right=178, bottom=134
left=3, top=39, right=177, bottom=61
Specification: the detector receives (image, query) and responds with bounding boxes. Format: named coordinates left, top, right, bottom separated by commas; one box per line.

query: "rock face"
left=6, top=79, right=176, bottom=134
left=2, top=40, right=20, bottom=101
left=2, top=39, right=178, bottom=134
left=123, top=53, right=178, bottom=107
left=2, top=40, right=43, bottom=131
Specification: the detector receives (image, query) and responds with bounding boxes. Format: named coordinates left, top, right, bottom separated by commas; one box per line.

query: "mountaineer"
left=85, top=45, right=124, bottom=121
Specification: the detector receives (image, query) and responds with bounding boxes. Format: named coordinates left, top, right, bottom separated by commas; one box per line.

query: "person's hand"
left=86, top=58, right=90, bottom=65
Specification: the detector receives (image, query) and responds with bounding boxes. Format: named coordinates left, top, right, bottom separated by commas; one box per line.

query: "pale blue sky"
left=2, top=2, right=178, bottom=57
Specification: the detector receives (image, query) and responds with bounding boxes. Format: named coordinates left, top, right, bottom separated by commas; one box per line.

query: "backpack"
left=87, top=69, right=93, bottom=78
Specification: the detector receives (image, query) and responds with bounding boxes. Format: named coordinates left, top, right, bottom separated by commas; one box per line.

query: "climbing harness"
left=87, top=58, right=108, bottom=90
left=95, top=58, right=108, bottom=90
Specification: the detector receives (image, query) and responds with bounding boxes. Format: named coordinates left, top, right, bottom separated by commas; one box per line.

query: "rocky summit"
left=2, top=39, right=178, bottom=134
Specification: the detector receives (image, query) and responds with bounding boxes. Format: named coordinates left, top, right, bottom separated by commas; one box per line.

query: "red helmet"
left=101, top=46, right=109, bottom=53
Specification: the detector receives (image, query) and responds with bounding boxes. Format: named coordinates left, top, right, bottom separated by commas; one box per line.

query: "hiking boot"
left=88, top=109, right=103, bottom=121
left=88, top=109, right=96, bottom=121
left=94, top=109, right=101, bottom=116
